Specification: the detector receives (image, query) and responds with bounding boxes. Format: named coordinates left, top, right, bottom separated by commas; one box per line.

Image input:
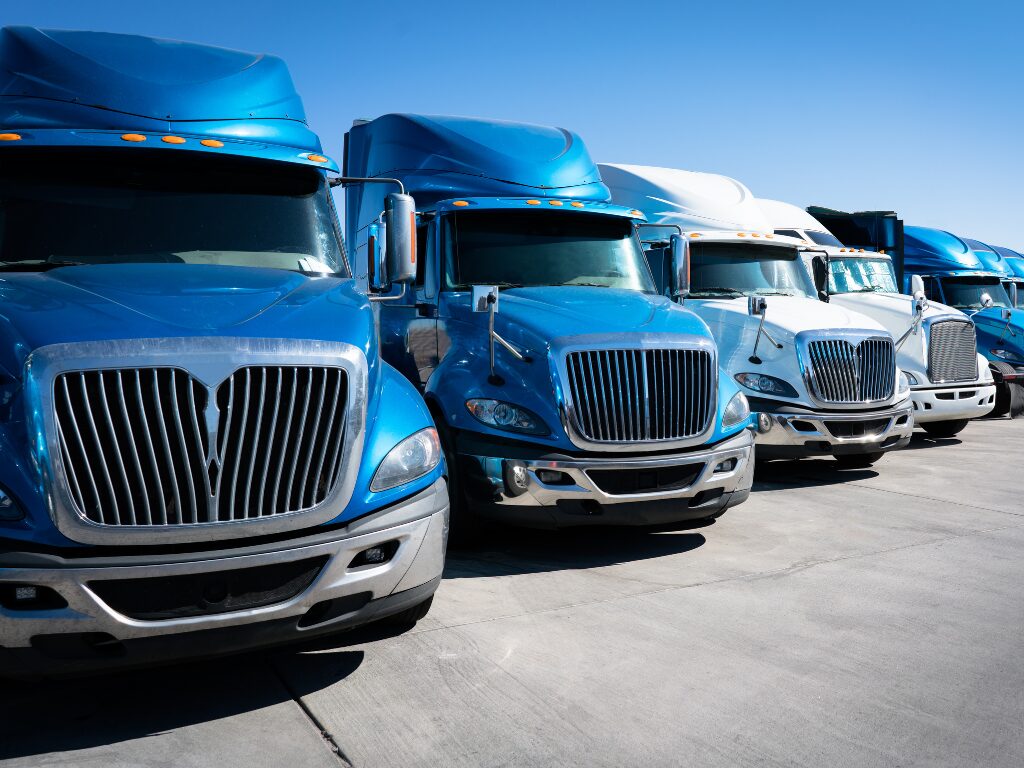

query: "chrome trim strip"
left=27, top=337, right=368, bottom=545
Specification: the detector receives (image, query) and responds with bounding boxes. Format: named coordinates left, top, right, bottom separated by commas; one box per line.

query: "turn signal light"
left=307, top=153, right=328, bottom=163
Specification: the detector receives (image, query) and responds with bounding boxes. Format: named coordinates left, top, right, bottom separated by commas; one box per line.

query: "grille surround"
left=798, top=331, right=897, bottom=408
left=28, top=338, right=367, bottom=545
left=557, top=336, right=718, bottom=451
left=926, top=317, right=978, bottom=384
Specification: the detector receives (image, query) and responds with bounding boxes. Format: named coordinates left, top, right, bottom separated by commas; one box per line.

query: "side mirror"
left=810, top=255, right=830, bottom=303
left=980, top=292, right=994, bottom=309
left=669, top=234, right=689, bottom=299
left=911, top=274, right=928, bottom=315
left=471, top=285, right=499, bottom=313
left=748, top=296, right=767, bottom=316
left=1010, top=283, right=1019, bottom=310
left=384, top=192, right=416, bottom=285
left=367, top=221, right=388, bottom=292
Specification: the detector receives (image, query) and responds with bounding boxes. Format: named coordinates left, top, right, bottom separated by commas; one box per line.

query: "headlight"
left=897, top=371, right=911, bottom=396
left=991, top=349, right=1024, bottom=364
left=465, top=399, right=549, bottom=435
left=722, top=391, right=750, bottom=428
left=370, top=428, right=441, bottom=492
left=903, top=371, right=919, bottom=386
left=734, top=372, right=798, bottom=398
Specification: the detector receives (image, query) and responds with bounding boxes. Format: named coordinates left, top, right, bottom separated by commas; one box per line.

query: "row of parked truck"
left=0, top=28, right=1020, bottom=676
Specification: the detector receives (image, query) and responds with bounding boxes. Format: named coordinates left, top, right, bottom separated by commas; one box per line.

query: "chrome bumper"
left=755, top=401, right=914, bottom=458
left=0, top=479, right=448, bottom=653
left=461, top=429, right=754, bottom=527
left=911, top=383, right=996, bottom=423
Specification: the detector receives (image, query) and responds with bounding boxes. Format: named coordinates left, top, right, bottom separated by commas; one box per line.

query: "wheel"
left=990, top=362, right=1024, bottom=418
left=922, top=419, right=969, bottom=438
left=382, top=596, right=433, bottom=627
left=430, top=408, right=486, bottom=545
left=833, top=452, right=884, bottom=469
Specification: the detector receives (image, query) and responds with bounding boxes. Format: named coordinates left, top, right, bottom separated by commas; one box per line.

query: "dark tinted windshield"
left=828, top=257, right=899, bottom=293
left=444, top=209, right=654, bottom=292
left=0, top=149, right=347, bottom=275
left=689, top=242, right=815, bottom=298
left=941, top=277, right=1011, bottom=309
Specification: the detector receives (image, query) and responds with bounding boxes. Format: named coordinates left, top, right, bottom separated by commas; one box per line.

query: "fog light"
left=713, top=458, right=737, bottom=473
left=756, top=413, right=773, bottom=434
left=0, top=488, right=24, bottom=521
left=503, top=461, right=530, bottom=497
left=536, top=469, right=567, bottom=484
left=15, top=585, right=37, bottom=602
left=349, top=540, right=399, bottom=568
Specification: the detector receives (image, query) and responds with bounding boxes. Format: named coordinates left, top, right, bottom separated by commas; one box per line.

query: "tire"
left=833, top=452, right=884, bottom=469
left=382, top=596, right=433, bottom=627
left=431, top=410, right=486, bottom=545
left=990, top=362, right=1024, bottom=418
left=922, top=419, right=969, bottom=438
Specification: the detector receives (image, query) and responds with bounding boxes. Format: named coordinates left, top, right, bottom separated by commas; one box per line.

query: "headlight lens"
left=903, top=371, right=919, bottom=386
left=370, top=428, right=441, bottom=492
left=991, top=348, right=1024, bottom=364
left=465, top=399, right=549, bottom=435
left=734, top=372, right=799, bottom=398
left=722, top=391, right=751, bottom=428
left=897, top=371, right=911, bottom=396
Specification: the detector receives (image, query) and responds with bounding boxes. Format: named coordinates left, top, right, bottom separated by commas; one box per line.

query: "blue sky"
left=16, top=1, right=1024, bottom=249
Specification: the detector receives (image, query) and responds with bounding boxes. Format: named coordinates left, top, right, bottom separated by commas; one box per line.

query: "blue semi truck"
left=0, top=28, right=448, bottom=676
left=343, top=114, right=755, bottom=530
left=809, top=208, right=1024, bottom=417
left=962, top=239, right=1024, bottom=310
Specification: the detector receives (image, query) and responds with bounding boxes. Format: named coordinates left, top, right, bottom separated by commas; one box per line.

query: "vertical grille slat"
left=928, top=320, right=978, bottom=383
left=52, top=364, right=348, bottom=528
left=806, top=337, right=895, bottom=404
left=565, top=347, right=713, bottom=443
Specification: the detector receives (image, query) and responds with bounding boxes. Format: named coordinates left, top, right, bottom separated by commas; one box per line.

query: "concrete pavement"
left=3, top=417, right=1022, bottom=767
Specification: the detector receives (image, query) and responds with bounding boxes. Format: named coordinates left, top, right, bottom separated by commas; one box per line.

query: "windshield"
left=828, top=257, right=899, bottom=294
left=688, top=242, right=816, bottom=299
left=443, top=209, right=655, bottom=292
left=941, top=277, right=1012, bottom=309
left=0, top=149, right=348, bottom=275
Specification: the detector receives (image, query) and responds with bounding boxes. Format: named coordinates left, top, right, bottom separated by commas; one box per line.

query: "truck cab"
left=991, top=246, right=1024, bottom=308
left=964, top=239, right=1024, bottom=310
left=344, top=115, right=755, bottom=530
left=600, top=165, right=914, bottom=468
left=0, top=28, right=447, bottom=677
left=756, top=199, right=996, bottom=437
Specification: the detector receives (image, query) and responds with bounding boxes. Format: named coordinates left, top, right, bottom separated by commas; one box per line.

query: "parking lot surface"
left=3, top=417, right=1023, bottom=767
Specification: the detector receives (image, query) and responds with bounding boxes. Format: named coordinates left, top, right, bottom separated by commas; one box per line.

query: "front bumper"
left=0, top=479, right=448, bottom=677
left=459, top=429, right=754, bottom=528
left=910, top=382, right=996, bottom=424
left=755, top=401, right=914, bottom=459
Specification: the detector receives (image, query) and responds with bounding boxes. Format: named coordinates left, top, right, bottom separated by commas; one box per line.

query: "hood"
left=691, top=295, right=885, bottom=339
left=0, top=264, right=373, bottom=377
left=973, top=307, right=1024, bottom=343
left=446, top=286, right=710, bottom=350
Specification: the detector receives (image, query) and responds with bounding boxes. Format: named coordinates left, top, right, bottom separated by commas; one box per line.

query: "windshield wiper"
left=754, top=290, right=797, bottom=296
left=562, top=282, right=612, bottom=288
left=689, top=287, right=745, bottom=297
left=0, top=259, right=88, bottom=272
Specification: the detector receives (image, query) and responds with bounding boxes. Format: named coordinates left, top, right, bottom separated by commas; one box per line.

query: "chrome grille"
left=928, top=320, right=977, bottom=383
left=54, top=366, right=348, bottom=527
left=806, top=337, right=896, bottom=404
left=565, top=348, right=714, bottom=442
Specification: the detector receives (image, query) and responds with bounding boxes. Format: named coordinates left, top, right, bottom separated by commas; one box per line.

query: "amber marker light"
left=526, top=199, right=541, bottom=205
left=307, top=154, right=328, bottom=163
left=765, top=233, right=775, bottom=238
left=121, top=133, right=146, bottom=142
left=751, top=233, right=761, bottom=237
left=689, top=233, right=701, bottom=238
left=570, top=201, right=584, bottom=208
left=162, top=136, right=186, bottom=144
left=630, top=209, right=643, bottom=217
left=200, top=139, right=224, bottom=148
left=549, top=200, right=564, bottom=206
left=0, top=133, right=21, bottom=141
left=737, top=232, right=746, bottom=237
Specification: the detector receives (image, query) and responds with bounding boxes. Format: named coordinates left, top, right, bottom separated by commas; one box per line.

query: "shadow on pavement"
left=0, top=647, right=362, bottom=760
left=444, top=523, right=707, bottom=579
left=754, top=459, right=878, bottom=489
left=901, top=432, right=963, bottom=451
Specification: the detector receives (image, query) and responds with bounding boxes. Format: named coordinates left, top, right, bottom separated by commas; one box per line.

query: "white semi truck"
left=756, top=199, right=996, bottom=437
left=600, top=164, right=914, bottom=468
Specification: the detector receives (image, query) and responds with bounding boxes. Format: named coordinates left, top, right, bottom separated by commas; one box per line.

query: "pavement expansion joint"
left=272, top=661, right=355, bottom=767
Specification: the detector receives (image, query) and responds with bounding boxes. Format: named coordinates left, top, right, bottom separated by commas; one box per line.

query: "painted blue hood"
left=904, top=226, right=988, bottom=276
left=0, top=264, right=374, bottom=376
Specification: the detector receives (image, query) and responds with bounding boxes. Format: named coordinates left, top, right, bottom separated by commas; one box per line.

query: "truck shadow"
left=444, top=524, right=707, bottom=579
left=0, top=648, right=362, bottom=760
left=754, top=459, right=878, bottom=490
left=901, top=432, right=963, bottom=450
